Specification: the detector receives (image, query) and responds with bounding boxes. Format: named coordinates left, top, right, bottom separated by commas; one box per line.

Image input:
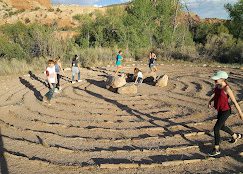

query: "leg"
left=72, top=72, right=75, bottom=82
left=56, top=74, right=60, bottom=89
left=78, top=71, right=81, bottom=80
left=214, top=110, right=232, bottom=146
left=221, top=125, right=234, bottom=136
left=48, top=83, right=56, bottom=101
left=115, top=66, right=120, bottom=75
left=219, top=110, right=234, bottom=136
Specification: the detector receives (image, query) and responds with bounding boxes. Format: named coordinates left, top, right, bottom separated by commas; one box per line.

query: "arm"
left=226, top=86, right=243, bottom=119
left=59, top=62, right=65, bottom=74
left=208, top=94, right=215, bottom=108
left=134, top=76, right=138, bottom=84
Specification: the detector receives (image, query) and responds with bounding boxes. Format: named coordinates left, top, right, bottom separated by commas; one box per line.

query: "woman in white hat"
left=208, top=71, right=243, bottom=156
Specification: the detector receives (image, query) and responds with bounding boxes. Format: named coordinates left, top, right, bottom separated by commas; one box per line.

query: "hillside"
left=0, top=1, right=108, bottom=29
left=1, top=0, right=51, bottom=9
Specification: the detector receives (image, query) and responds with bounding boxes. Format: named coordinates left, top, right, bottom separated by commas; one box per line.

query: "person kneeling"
left=134, top=68, right=143, bottom=85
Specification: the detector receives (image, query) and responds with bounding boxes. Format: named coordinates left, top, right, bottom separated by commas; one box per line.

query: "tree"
left=225, top=0, right=243, bottom=42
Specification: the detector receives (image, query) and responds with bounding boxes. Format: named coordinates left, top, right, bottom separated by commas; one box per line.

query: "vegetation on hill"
left=0, top=0, right=242, bottom=75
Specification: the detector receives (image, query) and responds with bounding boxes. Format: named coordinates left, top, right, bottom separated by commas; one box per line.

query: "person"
left=71, top=55, right=82, bottom=84
left=115, top=50, right=123, bottom=75
left=134, top=68, right=143, bottom=84
left=54, top=56, right=64, bottom=92
left=208, top=71, right=243, bottom=156
left=149, top=52, right=157, bottom=72
left=43, top=60, right=57, bottom=105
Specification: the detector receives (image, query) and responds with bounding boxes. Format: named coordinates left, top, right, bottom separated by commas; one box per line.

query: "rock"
left=156, top=74, right=168, bottom=87
left=106, top=75, right=126, bottom=89
left=64, top=68, right=71, bottom=71
left=117, top=84, right=137, bottom=95
left=240, top=67, right=243, bottom=70
left=143, top=71, right=157, bottom=82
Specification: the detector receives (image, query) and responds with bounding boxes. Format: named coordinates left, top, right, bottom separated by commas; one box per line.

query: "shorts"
left=72, top=67, right=80, bottom=75
left=116, top=61, right=122, bottom=66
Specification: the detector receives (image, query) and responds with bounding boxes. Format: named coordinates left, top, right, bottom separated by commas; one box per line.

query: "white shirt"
left=137, top=71, right=143, bottom=79
left=46, top=66, right=56, bottom=83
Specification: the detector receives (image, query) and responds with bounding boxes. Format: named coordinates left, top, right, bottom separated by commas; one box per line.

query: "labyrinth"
left=0, top=64, right=242, bottom=174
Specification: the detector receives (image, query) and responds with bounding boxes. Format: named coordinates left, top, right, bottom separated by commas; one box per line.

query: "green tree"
left=225, top=0, right=243, bottom=42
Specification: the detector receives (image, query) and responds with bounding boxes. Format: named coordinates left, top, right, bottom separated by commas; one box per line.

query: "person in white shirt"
left=43, top=60, right=57, bottom=104
left=134, top=68, right=143, bottom=84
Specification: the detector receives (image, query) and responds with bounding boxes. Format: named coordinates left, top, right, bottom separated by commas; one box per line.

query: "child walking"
left=134, top=68, right=143, bottom=84
left=55, top=56, right=64, bottom=92
left=71, top=55, right=82, bottom=84
left=43, top=60, right=57, bottom=105
left=208, top=71, right=243, bottom=156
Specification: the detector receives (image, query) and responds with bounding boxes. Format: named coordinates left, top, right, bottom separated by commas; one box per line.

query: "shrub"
left=78, top=48, right=113, bottom=67
left=72, top=14, right=82, bottom=21
left=0, top=36, right=27, bottom=60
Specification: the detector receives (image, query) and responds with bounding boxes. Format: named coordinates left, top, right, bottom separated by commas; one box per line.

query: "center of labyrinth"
left=0, top=66, right=242, bottom=171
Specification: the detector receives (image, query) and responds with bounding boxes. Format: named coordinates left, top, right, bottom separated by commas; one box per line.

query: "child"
left=54, top=56, right=64, bottom=92
left=115, top=50, right=123, bottom=75
left=149, top=52, right=157, bottom=72
left=208, top=71, right=243, bottom=156
left=134, top=68, right=143, bottom=84
left=71, top=55, right=82, bottom=84
left=43, top=60, right=57, bottom=104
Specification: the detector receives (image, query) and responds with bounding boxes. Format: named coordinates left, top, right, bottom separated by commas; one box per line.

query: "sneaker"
left=42, top=96, right=48, bottom=103
left=208, top=149, right=221, bottom=157
left=71, top=81, right=76, bottom=84
left=229, top=134, right=242, bottom=144
left=54, top=88, right=59, bottom=93
left=77, top=80, right=82, bottom=82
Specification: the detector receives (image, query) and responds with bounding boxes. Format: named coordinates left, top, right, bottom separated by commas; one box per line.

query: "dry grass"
left=0, top=58, right=47, bottom=75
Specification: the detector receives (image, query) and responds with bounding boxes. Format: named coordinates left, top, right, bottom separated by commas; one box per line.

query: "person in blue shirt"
left=115, top=50, right=123, bottom=75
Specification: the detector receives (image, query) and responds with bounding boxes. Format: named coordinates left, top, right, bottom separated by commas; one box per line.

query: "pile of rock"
left=105, top=73, right=169, bottom=95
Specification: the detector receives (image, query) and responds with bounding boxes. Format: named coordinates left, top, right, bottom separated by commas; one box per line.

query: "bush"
left=1, top=22, right=72, bottom=60
left=202, top=33, right=242, bottom=63
left=72, top=14, right=82, bottom=21
left=78, top=48, right=114, bottom=67
left=0, top=36, right=27, bottom=60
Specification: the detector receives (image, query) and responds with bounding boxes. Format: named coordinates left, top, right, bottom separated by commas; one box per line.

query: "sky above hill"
left=52, top=0, right=238, bottom=19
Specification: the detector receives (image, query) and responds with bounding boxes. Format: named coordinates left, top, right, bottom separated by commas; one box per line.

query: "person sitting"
left=134, top=68, right=143, bottom=84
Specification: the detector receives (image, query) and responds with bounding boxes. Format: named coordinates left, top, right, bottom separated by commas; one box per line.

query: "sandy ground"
left=0, top=64, right=242, bottom=174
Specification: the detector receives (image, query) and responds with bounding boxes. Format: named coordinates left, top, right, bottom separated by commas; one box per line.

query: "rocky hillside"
left=1, top=0, right=51, bottom=9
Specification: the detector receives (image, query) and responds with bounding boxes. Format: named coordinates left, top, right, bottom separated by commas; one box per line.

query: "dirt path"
left=0, top=64, right=242, bottom=174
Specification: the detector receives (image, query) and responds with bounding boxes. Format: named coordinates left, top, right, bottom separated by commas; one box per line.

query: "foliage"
left=225, top=0, right=243, bottom=41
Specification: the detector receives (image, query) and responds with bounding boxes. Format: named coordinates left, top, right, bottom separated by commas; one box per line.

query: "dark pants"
left=45, top=83, right=56, bottom=101
left=214, top=109, right=234, bottom=146
left=56, top=74, right=61, bottom=89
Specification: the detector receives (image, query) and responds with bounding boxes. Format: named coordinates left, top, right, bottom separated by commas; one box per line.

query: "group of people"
left=115, top=51, right=158, bottom=85
left=43, top=55, right=82, bottom=104
left=42, top=51, right=243, bottom=157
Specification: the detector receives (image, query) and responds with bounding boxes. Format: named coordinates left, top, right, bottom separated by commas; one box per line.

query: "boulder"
left=143, top=71, right=157, bottom=82
left=156, top=74, right=168, bottom=87
left=118, top=84, right=137, bottom=95
left=106, top=75, right=126, bottom=89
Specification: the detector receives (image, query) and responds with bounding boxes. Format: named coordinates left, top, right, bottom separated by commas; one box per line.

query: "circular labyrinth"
left=0, top=65, right=242, bottom=173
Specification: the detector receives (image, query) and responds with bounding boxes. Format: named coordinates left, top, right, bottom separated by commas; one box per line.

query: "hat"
left=211, top=71, right=228, bottom=80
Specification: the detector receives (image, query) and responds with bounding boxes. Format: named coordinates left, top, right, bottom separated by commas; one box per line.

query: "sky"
left=51, top=0, right=238, bottom=19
